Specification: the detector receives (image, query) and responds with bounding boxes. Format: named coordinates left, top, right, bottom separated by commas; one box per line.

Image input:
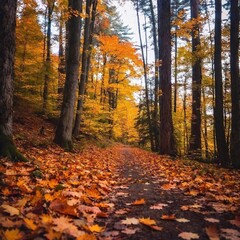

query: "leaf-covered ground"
left=0, top=110, right=240, bottom=240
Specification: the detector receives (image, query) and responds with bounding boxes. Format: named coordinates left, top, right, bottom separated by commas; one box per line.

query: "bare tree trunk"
left=0, top=0, right=27, bottom=161
left=230, top=0, right=240, bottom=168
left=158, top=0, right=176, bottom=155
left=202, top=87, right=209, bottom=159
left=214, top=0, right=229, bottom=166
left=43, top=1, right=55, bottom=114
left=136, top=0, right=154, bottom=151
left=54, top=0, right=82, bottom=150
left=183, top=75, right=188, bottom=155
left=189, top=0, right=202, bottom=159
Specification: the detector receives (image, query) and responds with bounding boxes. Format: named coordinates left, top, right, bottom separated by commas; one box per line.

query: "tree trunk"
left=73, top=0, right=97, bottom=136
left=54, top=0, right=82, bottom=150
left=158, top=0, right=176, bottom=156
left=136, top=0, right=154, bottom=151
left=202, top=87, right=209, bottom=159
left=43, top=1, right=55, bottom=114
left=149, top=0, right=160, bottom=151
left=0, top=0, right=27, bottom=162
left=189, top=0, right=202, bottom=159
left=214, top=0, right=229, bottom=166
left=230, top=0, right=240, bottom=168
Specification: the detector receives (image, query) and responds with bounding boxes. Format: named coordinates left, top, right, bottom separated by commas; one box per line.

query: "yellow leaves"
left=2, top=229, right=23, bottom=240
left=23, top=218, right=37, bottom=230
left=85, top=224, right=105, bottom=233
left=77, top=234, right=97, bottom=240
left=139, top=217, right=156, bottom=226
left=1, top=205, right=20, bottom=216
left=41, top=214, right=53, bottom=224
left=131, top=198, right=146, bottom=205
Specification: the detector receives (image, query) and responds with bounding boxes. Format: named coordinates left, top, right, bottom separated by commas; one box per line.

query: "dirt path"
left=97, top=147, right=239, bottom=240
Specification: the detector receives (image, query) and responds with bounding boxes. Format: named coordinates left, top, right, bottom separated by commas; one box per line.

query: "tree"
left=214, top=0, right=229, bottom=165
left=188, top=0, right=202, bottom=158
left=230, top=0, right=240, bottom=168
left=0, top=0, right=27, bottom=161
left=54, top=0, right=82, bottom=150
left=158, top=0, right=176, bottom=155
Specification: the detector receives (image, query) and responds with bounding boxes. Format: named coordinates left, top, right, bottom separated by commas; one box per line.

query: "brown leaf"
left=50, top=198, right=78, bottom=216
left=205, top=225, right=220, bottom=240
left=121, top=218, right=139, bottom=225
left=2, top=229, right=23, bottom=240
left=131, top=198, right=146, bottom=205
left=161, top=214, right=176, bottom=220
left=1, top=204, right=20, bottom=216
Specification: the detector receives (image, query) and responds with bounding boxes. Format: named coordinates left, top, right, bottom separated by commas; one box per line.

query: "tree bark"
left=158, top=0, right=176, bottom=155
left=73, top=0, right=97, bottom=136
left=0, top=0, right=27, bottom=161
left=136, top=0, right=154, bottom=151
left=230, top=0, right=240, bottom=168
left=54, top=0, right=82, bottom=150
left=43, top=1, right=55, bottom=114
left=214, top=0, right=229, bottom=166
left=189, top=0, right=202, bottom=159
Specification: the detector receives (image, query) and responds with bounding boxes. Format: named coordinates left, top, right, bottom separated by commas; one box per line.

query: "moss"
left=0, top=133, right=28, bottom=162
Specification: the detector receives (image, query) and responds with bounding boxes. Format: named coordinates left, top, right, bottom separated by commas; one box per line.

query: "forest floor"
left=0, top=104, right=240, bottom=240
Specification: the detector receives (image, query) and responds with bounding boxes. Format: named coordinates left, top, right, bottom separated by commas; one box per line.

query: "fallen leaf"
left=178, top=232, right=200, bottom=240
left=139, top=217, right=156, bottom=226
left=121, top=218, right=139, bottom=225
left=150, top=225, right=163, bottom=231
left=87, top=224, right=105, bottom=233
left=176, top=218, right=190, bottom=223
left=230, top=216, right=240, bottom=227
left=1, top=204, right=20, bottom=216
left=2, top=229, right=23, bottom=240
left=24, top=218, right=37, bottom=230
left=131, top=198, right=146, bottom=205
left=50, top=198, right=78, bottom=216
left=206, top=225, right=220, bottom=240
left=150, top=203, right=168, bottom=210
left=161, top=214, right=176, bottom=220
left=205, top=218, right=220, bottom=223
left=115, top=209, right=129, bottom=215
left=77, top=234, right=97, bottom=240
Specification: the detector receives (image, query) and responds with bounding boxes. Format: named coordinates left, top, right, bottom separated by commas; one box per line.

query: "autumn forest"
left=0, top=0, right=240, bottom=239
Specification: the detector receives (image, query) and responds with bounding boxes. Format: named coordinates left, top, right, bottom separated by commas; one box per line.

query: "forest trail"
left=0, top=110, right=240, bottom=239
left=97, top=147, right=240, bottom=240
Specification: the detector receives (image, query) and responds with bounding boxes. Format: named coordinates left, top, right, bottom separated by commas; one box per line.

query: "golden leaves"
left=131, top=198, right=146, bottom=205
left=2, top=229, right=23, bottom=240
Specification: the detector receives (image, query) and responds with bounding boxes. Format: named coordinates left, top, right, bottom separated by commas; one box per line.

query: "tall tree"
left=158, top=0, right=176, bottom=155
left=0, top=0, right=27, bottom=161
left=188, top=0, right=202, bottom=158
left=73, top=0, right=96, bottom=136
left=230, top=0, right=240, bottom=168
left=136, top=0, right=154, bottom=151
left=214, top=0, right=229, bottom=165
left=54, top=0, right=82, bottom=150
left=43, top=0, right=55, bottom=114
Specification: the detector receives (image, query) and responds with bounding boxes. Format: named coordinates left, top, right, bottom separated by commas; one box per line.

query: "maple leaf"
left=115, top=209, right=129, bottom=215
left=131, top=198, right=146, bottom=205
left=205, top=225, right=220, bottom=240
left=44, top=229, right=62, bottom=240
left=178, top=232, right=200, bottom=240
left=161, top=214, right=176, bottom=220
left=121, top=218, right=139, bottom=225
left=50, top=198, right=78, bottom=216
left=1, top=204, right=20, bottom=216
left=24, top=218, right=37, bottom=230
left=87, top=224, right=105, bottom=233
left=0, top=218, right=22, bottom=228
left=2, top=229, right=23, bottom=240
left=150, top=225, right=163, bottom=231
left=139, top=217, right=156, bottom=226
left=41, top=214, right=53, bottom=224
